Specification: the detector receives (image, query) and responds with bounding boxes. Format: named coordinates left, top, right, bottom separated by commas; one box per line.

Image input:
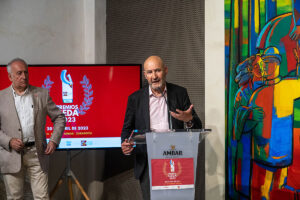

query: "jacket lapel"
left=166, top=83, right=175, bottom=129
left=166, top=82, right=175, bottom=111
left=5, top=87, right=23, bottom=137
left=142, top=87, right=150, bottom=131
left=6, top=87, right=17, bottom=113
left=29, top=86, right=39, bottom=123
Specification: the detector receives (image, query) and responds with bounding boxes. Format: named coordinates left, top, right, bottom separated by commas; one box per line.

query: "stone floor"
left=102, top=169, right=142, bottom=200
left=0, top=169, right=141, bottom=200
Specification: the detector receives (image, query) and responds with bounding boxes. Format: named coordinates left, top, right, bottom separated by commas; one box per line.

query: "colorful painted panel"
left=225, top=0, right=300, bottom=199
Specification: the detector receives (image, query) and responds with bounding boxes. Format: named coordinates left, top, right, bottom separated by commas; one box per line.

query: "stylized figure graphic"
left=227, top=0, right=300, bottom=199
left=247, top=47, right=300, bottom=200
left=232, top=54, right=264, bottom=197
left=257, top=0, right=300, bottom=77
left=170, top=159, right=175, bottom=173
left=61, top=70, right=73, bottom=103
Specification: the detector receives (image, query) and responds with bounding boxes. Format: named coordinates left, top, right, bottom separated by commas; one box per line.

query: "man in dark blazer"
left=121, top=55, right=202, bottom=200
left=0, top=58, right=65, bottom=199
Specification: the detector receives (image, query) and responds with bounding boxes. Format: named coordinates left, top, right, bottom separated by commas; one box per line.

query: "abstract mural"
left=225, top=0, right=300, bottom=199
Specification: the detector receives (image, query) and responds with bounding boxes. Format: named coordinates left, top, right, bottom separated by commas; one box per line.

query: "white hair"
left=7, top=58, right=28, bottom=74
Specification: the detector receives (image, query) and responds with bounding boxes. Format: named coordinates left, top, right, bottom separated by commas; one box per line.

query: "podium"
left=133, top=129, right=211, bottom=200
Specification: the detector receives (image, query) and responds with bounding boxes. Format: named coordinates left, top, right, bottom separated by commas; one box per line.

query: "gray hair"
left=7, top=58, right=28, bottom=74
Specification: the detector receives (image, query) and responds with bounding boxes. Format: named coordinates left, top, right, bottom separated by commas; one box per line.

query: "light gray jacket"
left=0, top=85, right=65, bottom=173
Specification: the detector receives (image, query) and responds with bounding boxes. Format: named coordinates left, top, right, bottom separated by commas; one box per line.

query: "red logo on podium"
left=151, top=158, right=194, bottom=190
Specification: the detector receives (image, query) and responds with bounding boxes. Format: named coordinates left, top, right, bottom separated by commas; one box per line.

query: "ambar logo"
left=163, top=145, right=183, bottom=156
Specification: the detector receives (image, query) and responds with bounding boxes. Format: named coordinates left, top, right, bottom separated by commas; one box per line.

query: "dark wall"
left=106, top=0, right=205, bottom=119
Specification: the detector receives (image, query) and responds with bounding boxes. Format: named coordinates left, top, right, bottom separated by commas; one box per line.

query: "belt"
left=24, top=141, right=35, bottom=147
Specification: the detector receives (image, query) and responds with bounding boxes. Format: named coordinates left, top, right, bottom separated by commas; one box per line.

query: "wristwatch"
left=186, top=119, right=194, bottom=129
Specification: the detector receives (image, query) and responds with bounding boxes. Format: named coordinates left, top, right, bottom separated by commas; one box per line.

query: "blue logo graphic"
left=66, top=141, right=72, bottom=146
left=41, top=74, right=94, bottom=116
left=42, top=76, right=54, bottom=91
left=77, top=75, right=94, bottom=115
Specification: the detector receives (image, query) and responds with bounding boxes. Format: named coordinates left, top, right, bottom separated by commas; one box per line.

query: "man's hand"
left=9, top=138, right=24, bottom=152
left=44, top=141, right=57, bottom=155
left=170, top=104, right=194, bottom=122
left=121, top=139, right=134, bottom=155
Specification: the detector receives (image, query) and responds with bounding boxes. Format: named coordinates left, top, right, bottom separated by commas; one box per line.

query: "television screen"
left=0, top=65, right=141, bottom=149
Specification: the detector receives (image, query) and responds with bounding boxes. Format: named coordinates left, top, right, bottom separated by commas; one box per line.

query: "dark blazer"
left=121, top=82, right=202, bottom=179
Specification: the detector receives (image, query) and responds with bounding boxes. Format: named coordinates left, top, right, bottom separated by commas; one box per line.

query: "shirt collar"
left=11, top=85, right=30, bottom=97
left=149, top=85, right=167, bottom=97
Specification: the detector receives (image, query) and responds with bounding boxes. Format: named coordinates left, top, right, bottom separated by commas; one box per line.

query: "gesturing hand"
left=170, top=104, right=194, bottom=122
left=9, top=138, right=24, bottom=152
left=44, top=141, right=57, bottom=155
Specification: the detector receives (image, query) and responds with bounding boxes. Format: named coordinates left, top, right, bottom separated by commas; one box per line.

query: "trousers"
left=139, top=164, right=150, bottom=200
left=2, top=146, right=49, bottom=200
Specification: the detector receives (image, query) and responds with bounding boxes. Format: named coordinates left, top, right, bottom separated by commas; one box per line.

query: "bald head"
left=143, top=56, right=165, bottom=70
left=143, top=55, right=168, bottom=94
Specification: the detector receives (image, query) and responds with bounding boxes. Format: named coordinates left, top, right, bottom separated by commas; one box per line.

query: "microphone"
left=157, top=87, right=173, bottom=130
